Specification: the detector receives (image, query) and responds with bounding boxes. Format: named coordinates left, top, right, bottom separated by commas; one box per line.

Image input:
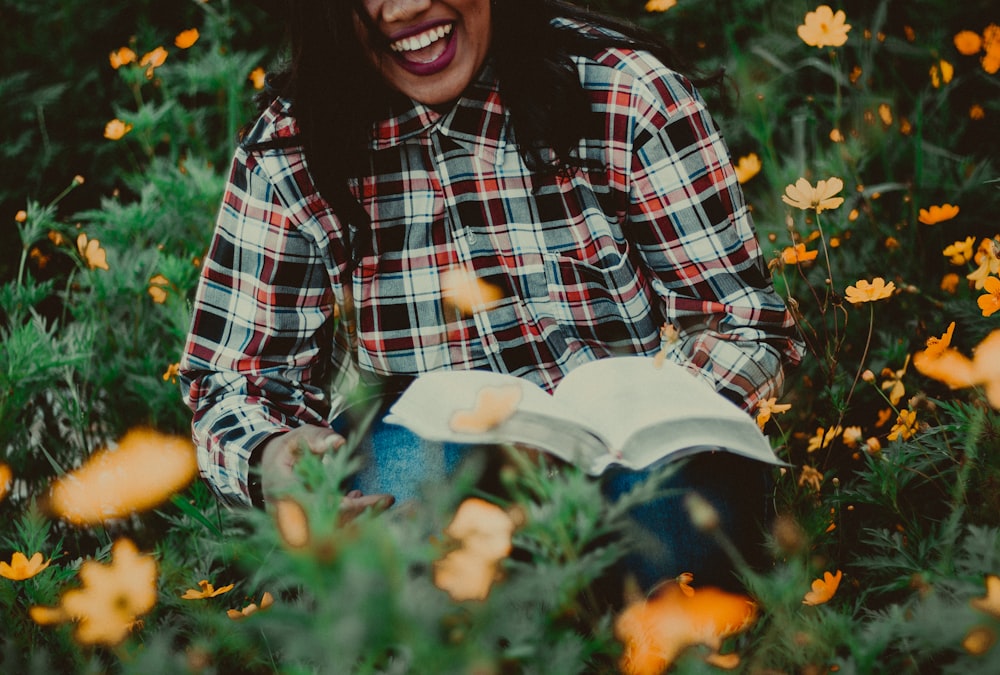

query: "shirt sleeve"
left=179, top=145, right=337, bottom=505
left=622, top=60, right=803, bottom=411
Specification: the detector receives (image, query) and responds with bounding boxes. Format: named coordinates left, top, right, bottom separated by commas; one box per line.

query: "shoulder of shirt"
left=553, top=16, right=696, bottom=108
left=238, top=97, right=301, bottom=155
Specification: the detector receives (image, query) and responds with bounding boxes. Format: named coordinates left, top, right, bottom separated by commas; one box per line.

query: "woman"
left=180, top=0, right=802, bottom=589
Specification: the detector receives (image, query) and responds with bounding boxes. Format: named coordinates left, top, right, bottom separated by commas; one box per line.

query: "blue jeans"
left=345, top=413, right=771, bottom=593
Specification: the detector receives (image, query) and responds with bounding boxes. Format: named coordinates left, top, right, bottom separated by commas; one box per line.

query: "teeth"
left=390, top=24, right=452, bottom=53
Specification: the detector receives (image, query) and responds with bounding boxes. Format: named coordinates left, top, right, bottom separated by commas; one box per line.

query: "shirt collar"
left=369, top=61, right=509, bottom=165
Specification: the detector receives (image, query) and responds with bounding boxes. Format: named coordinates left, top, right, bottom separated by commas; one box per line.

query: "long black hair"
left=252, top=0, right=716, bottom=265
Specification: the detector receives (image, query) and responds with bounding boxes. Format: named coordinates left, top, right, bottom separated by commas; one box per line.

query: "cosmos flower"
left=803, top=570, right=842, bottom=605
left=797, top=6, right=851, bottom=48
left=781, top=177, right=845, bottom=213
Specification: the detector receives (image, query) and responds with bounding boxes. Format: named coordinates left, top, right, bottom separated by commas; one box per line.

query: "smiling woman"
left=180, top=0, right=803, bottom=593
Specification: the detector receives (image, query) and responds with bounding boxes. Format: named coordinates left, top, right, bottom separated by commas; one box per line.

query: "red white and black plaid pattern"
left=180, top=42, right=803, bottom=505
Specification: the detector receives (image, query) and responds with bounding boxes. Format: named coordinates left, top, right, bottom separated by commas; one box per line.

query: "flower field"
left=2, top=1, right=1000, bottom=672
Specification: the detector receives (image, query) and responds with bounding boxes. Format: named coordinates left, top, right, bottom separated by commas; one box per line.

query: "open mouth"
left=387, top=22, right=457, bottom=75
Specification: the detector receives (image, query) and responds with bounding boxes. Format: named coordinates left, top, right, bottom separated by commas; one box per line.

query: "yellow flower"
left=109, top=46, right=137, bottom=70
left=249, top=66, right=267, bottom=90
left=798, top=465, right=824, bottom=492
left=226, top=591, right=274, bottom=620
left=434, top=498, right=517, bottom=601
left=807, top=426, right=842, bottom=452
left=644, top=0, right=677, bottom=12
left=148, top=273, right=170, bottom=303
left=162, top=362, right=180, bottom=384
left=755, top=397, right=792, bottom=429
left=918, top=203, right=960, bottom=225
left=978, top=277, right=1000, bottom=317
left=174, top=28, right=199, bottom=49
left=842, top=426, right=863, bottom=448
left=781, top=176, right=845, bottom=213
left=941, top=272, right=961, bottom=293
left=0, top=552, right=52, bottom=581
left=844, top=277, right=895, bottom=304
left=923, top=322, right=956, bottom=359
left=913, top=329, right=1000, bottom=408
left=888, top=409, right=919, bottom=441
left=803, top=570, right=842, bottom=605
left=31, top=538, right=157, bottom=647
left=877, top=103, right=892, bottom=126
left=615, top=577, right=756, bottom=675
left=967, top=238, right=1000, bottom=289
left=449, top=384, right=522, bottom=434
left=0, top=462, right=11, bottom=502
left=48, top=427, right=198, bottom=525
left=955, top=30, right=983, bottom=55
left=929, top=60, right=954, bottom=88
left=971, top=575, right=1000, bottom=617
left=780, top=243, right=819, bottom=265
left=76, top=233, right=109, bottom=270
left=943, top=236, right=976, bottom=265
left=140, top=46, right=168, bottom=68
left=876, top=407, right=893, bottom=427
left=733, top=153, right=761, bottom=184
left=104, top=118, right=133, bottom=141
left=181, top=579, right=235, bottom=600
left=880, top=354, right=910, bottom=406
left=797, top=5, right=851, bottom=48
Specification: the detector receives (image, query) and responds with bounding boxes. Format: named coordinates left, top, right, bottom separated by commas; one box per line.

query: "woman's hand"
left=259, top=425, right=394, bottom=518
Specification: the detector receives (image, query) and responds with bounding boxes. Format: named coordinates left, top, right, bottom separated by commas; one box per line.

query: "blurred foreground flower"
left=844, top=277, right=895, bottom=304
left=978, top=276, right=1000, bottom=317
left=181, top=579, right=235, bottom=600
left=615, top=577, right=757, bottom=674
left=249, top=66, right=267, bottom=90
left=148, top=274, right=170, bottom=303
left=274, top=497, right=311, bottom=549
left=644, top=0, right=677, bottom=12
left=914, top=329, right=1000, bottom=408
left=227, top=592, right=274, bottom=620
left=0, top=552, right=51, bottom=581
left=109, top=46, right=136, bottom=70
left=139, top=46, right=168, bottom=78
left=76, top=233, right=109, bottom=271
left=48, top=428, right=197, bottom=525
left=0, top=462, right=11, bottom=501
left=803, top=570, right=842, bottom=605
left=971, top=575, right=1000, bottom=617
left=797, top=5, right=851, bottom=49
left=434, top=498, right=517, bottom=601
left=781, top=177, right=845, bottom=213
left=441, top=266, right=504, bottom=315
left=31, top=538, right=157, bottom=647
left=449, top=384, right=522, bottom=434
left=918, top=204, right=960, bottom=225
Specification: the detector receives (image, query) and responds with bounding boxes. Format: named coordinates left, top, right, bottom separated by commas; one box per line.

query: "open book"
left=383, top=356, right=783, bottom=475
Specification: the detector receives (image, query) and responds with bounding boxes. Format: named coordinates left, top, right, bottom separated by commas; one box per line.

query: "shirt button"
left=466, top=231, right=478, bottom=245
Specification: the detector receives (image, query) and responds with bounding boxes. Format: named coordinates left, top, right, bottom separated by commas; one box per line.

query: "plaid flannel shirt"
left=180, top=41, right=803, bottom=505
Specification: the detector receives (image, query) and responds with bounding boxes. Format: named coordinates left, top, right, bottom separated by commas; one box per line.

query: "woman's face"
left=356, top=0, right=491, bottom=106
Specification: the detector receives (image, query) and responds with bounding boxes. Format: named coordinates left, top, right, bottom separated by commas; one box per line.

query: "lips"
left=386, top=21, right=457, bottom=77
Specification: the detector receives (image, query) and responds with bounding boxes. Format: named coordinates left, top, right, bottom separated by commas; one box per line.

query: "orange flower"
left=781, top=176, right=845, bottom=213
left=48, top=428, right=198, bottom=525
left=970, top=104, right=986, bottom=120
left=963, top=626, right=996, bottom=655
left=955, top=30, right=983, bottom=55
left=644, top=0, right=677, bottom=12
left=0, top=552, right=51, bottom=581
left=781, top=243, right=819, bottom=265
left=174, top=28, right=199, bottom=49
left=0, top=462, right=11, bottom=501
left=807, top=426, right=842, bottom=452
left=249, top=66, right=267, bottom=90
left=733, top=153, right=761, bottom=184
left=880, top=354, right=910, bottom=406
left=978, top=277, right=1000, bottom=317
left=140, top=46, right=168, bottom=68
left=971, top=575, right=1000, bottom=618
left=274, top=497, right=311, bottom=549
left=76, top=233, right=109, bottom=270
left=181, top=579, right=235, bottom=600
left=615, top=577, right=757, bottom=674
left=31, top=538, right=157, bottom=647
left=844, top=277, right=895, bottom=304
left=104, top=118, right=133, bottom=141
left=148, top=273, right=170, bottom=303
left=922, top=322, right=956, bottom=359
left=918, top=203, right=960, bottom=225
left=434, top=498, right=517, bottom=601
left=227, top=592, right=274, bottom=620
left=441, top=266, right=504, bottom=315
left=929, top=60, right=954, bottom=88
left=967, top=238, right=1000, bottom=289
left=109, top=46, right=137, bottom=70
left=943, top=236, right=976, bottom=265
left=877, top=103, right=892, bottom=126
left=755, top=397, right=791, bottom=429
left=162, top=362, right=180, bottom=384
left=941, top=272, right=960, bottom=293
left=842, top=426, right=863, bottom=448
left=803, top=570, right=842, bottom=605
left=797, top=5, right=851, bottom=48
left=798, top=465, right=823, bottom=492
left=913, top=329, right=1000, bottom=407
left=888, top=409, right=919, bottom=442
left=449, top=384, right=522, bottom=434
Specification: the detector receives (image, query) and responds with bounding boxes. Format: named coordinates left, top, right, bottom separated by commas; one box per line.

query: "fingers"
left=259, top=425, right=345, bottom=501
left=339, top=492, right=395, bottom=524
